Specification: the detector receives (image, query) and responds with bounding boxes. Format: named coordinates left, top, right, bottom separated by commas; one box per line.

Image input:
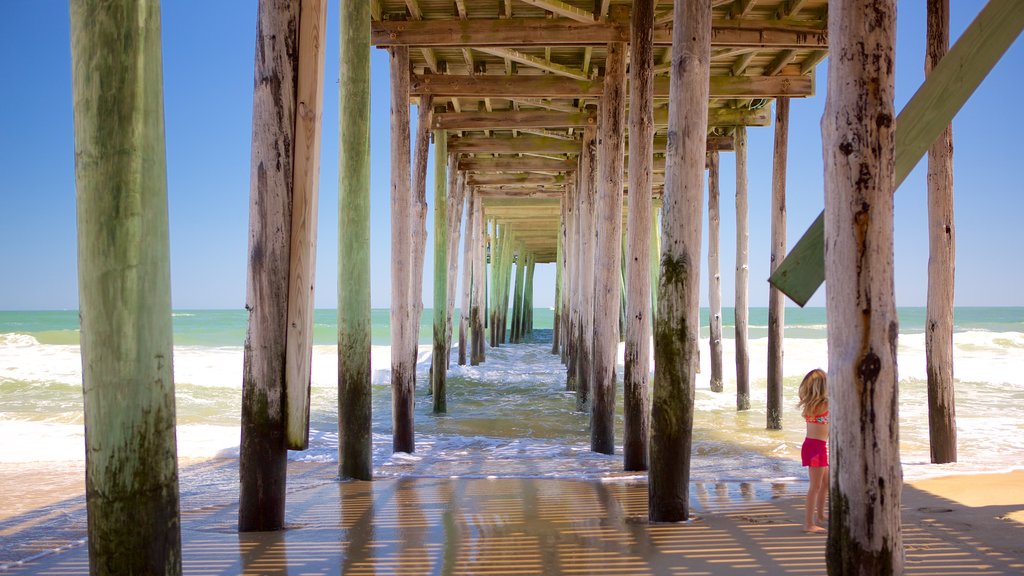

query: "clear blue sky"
left=0, top=1, right=1021, bottom=311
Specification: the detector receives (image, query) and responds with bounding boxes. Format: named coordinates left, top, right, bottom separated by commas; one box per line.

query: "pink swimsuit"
left=801, top=410, right=829, bottom=467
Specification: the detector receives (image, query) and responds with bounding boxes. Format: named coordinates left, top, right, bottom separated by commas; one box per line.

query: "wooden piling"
left=553, top=216, right=563, bottom=354
left=649, top=0, right=710, bottom=523
left=650, top=206, right=660, bottom=321
left=624, top=0, right=655, bottom=472
left=471, top=194, right=487, bottom=364
left=284, top=0, right=327, bottom=452
left=431, top=130, right=448, bottom=414
left=707, top=151, right=724, bottom=393
left=734, top=126, right=750, bottom=411
left=444, top=158, right=464, bottom=370
left=766, top=98, right=789, bottom=431
left=926, top=0, right=957, bottom=464
left=524, top=254, right=536, bottom=336
left=575, top=125, right=599, bottom=411
left=70, top=0, right=182, bottom=565
left=410, top=97, right=432, bottom=384
left=823, top=0, right=903, bottom=571
left=239, top=0, right=300, bottom=532
left=338, top=0, right=373, bottom=480
left=459, top=183, right=475, bottom=366
left=511, top=247, right=526, bottom=343
left=390, top=46, right=416, bottom=454
left=560, top=185, right=573, bottom=361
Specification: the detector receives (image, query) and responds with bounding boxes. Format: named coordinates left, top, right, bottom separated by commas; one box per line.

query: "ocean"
left=1, top=307, right=1023, bottom=484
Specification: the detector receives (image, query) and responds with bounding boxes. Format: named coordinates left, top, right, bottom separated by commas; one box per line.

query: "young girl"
left=797, top=368, right=829, bottom=534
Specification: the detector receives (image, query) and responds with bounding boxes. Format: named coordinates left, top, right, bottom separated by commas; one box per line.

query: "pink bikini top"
left=804, top=410, right=829, bottom=424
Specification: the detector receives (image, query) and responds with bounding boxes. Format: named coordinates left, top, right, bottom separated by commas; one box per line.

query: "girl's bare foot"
left=815, top=515, right=829, bottom=525
left=803, top=525, right=827, bottom=534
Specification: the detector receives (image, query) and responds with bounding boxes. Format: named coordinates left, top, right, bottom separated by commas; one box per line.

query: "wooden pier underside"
left=371, top=0, right=824, bottom=265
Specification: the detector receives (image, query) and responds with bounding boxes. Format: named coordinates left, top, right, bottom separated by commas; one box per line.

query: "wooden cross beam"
left=468, top=173, right=568, bottom=186
left=769, top=0, right=1024, bottom=306
left=448, top=134, right=735, bottom=154
left=434, top=106, right=768, bottom=131
left=459, top=156, right=576, bottom=172
left=371, top=18, right=826, bottom=49
left=410, top=73, right=813, bottom=99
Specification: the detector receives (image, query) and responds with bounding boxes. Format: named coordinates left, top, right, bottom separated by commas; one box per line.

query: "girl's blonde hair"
left=797, top=368, right=828, bottom=418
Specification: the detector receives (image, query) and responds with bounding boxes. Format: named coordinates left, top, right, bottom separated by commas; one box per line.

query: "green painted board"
left=769, top=0, right=1024, bottom=306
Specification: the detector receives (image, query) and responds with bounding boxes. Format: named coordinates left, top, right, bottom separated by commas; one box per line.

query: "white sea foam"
left=2, top=330, right=1023, bottom=481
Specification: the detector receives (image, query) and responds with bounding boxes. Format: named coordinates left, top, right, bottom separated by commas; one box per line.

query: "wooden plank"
left=285, top=0, right=327, bottom=452
left=650, top=0, right=710, bottom=524
left=390, top=46, right=415, bottom=454
left=238, top=0, right=300, bottom=533
left=410, top=73, right=814, bottom=98
left=623, top=0, right=654, bottom=473
left=770, top=0, right=1024, bottom=306
left=823, top=0, right=902, bottom=568
left=70, top=0, right=181, bottom=564
left=519, top=0, right=595, bottom=22
left=371, top=18, right=826, bottom=48
left=338, top=0, right=372, bottom=481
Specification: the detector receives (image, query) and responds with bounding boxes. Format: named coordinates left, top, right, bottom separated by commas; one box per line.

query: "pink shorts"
left=801, top=437, right=828, bottom=467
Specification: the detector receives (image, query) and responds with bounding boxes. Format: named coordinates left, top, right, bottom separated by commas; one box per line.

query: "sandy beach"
left=2, top=459, right=1022, bottom=575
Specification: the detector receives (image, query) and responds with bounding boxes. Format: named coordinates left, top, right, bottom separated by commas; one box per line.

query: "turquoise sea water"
left=5, top=306, right=1024, bottom=346
left=1, top=307, right=1023, bottom=483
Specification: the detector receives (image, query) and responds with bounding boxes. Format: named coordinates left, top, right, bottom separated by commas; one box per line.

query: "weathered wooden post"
left=766, top=98, right=789, bottom=430
left=553, top=217, right=563, bottom=354
left=734, top=126, right=750, bottom=411
left=444, top=162, right=464, bottom=370
left=649, top=0, right=710, bottom=522
left=575, top=125, right=599, bottom=411
left=650, top=206, right=660, bottom=322
left=431, top=130, right=448, bottom=413
left=926, top=0, right=957, bottom=464
left=471, top=197, right=486, bottom=364
left=624, top=0, right=655, bottom=472
left=823, top=0, right=903, bottom=571
left=459, top=185, right=475, bottom=366
left=707, top=151, right=724, bottom=393
left=489, top=220, right=500, bottom=348
left=511, top=247, right=526, bottom=343
left=70, top=0, right=182, bottom=567
left=390, top=45, right=416, bottom=454
left=562, top=181, right=575, bottom=362
left=238, top=0, right=302, bottom=532
left=338, top=0, right=372, bottom=480
left=501, top=230, right=515, bottom=343
left=524, top=254, right=536, bottom=335
left=410, top=98, right=432, bottom=382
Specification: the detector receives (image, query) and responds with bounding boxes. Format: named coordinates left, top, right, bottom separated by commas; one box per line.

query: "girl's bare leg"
left=804, top=467, right=827, bottom=533
left=816, top=469, right=829, bottom=524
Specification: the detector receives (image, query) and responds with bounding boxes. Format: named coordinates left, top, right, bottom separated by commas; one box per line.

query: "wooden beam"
left=70, top=0, right=181, bottom=565
left=518, top=0, right=595, bottom=22
left=372, top=18, right=827, bottom=48
left=468, top=173, right=568, bottom=186
left=409, top=73, right=814, bottom=98
left=770, top=0, right=1024, bottom=306
left=475, top=47, right=590, bottom=80
left=435, top=106, right=764, bottom=130
left=765, top=49, right=797, bottom=76
left=460, top=156, right=575, bottom=172
left=731, top=0, right=757, bottom=19
left=338, top=0, right=372, bottom=481
left=731, top=51, right=756, bottom=76
left=800, top=49, right=827, bottom=74
left=448, top=134, right=580, bottom=154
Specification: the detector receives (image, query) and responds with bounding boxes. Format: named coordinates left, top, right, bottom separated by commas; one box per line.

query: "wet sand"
left=3, top=461, right=1024, bottom=575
